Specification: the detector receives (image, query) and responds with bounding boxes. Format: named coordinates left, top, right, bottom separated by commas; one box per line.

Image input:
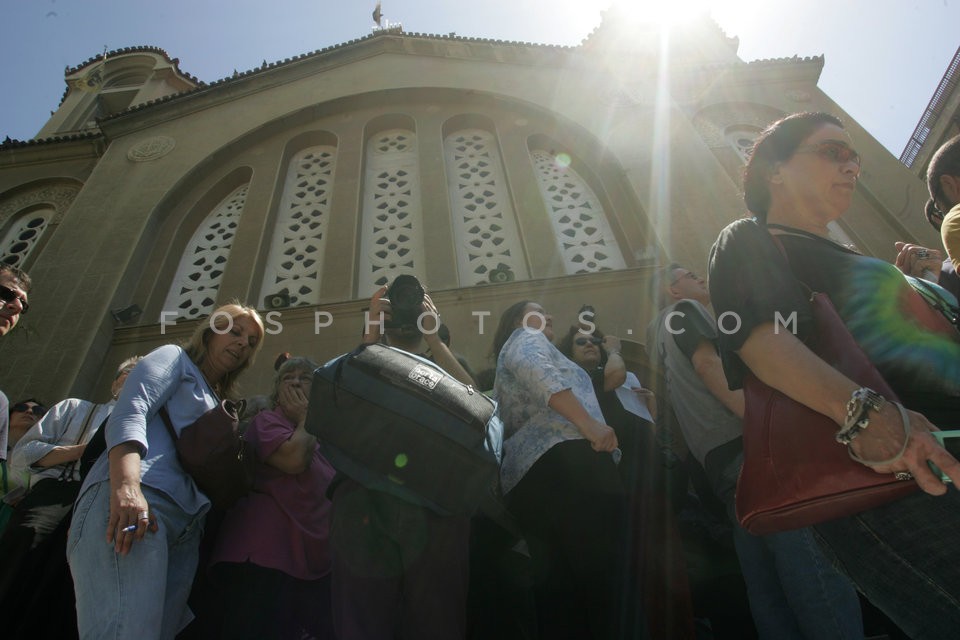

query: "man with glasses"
left=0, top=264, right=32, bottom=501
left=893, top=135, right=960, bottom=301
left=648, top=262, right=863, bottom=639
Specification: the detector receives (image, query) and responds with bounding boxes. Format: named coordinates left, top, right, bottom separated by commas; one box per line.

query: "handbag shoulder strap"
left=58, top=403, right=101, bottom=481
left=74, top=403, right=101, bottom=446
left=159, top=406, right=178, bottom=442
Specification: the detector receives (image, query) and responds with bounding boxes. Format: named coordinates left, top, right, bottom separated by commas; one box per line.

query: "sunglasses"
left=11, top=403, right=46, bottom=417
left=574, top=336, right=602, bottom=346
left=794, top=141, right=861, bottom=167
left=0, top=284, right=29, bottom=314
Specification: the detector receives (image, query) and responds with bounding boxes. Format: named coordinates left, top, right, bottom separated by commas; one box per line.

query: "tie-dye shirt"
left=709, top=218, right=960, bottom=414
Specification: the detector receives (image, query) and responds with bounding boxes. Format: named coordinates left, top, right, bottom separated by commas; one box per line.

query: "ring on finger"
left=916, top=249, right=930, bottom=259
left=137, top=511, right=149, bottom=520
left=894, top=471, right=914, bottom=481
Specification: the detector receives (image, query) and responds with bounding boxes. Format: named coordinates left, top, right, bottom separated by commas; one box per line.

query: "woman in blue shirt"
left=68, top=302, right=265, bottom=640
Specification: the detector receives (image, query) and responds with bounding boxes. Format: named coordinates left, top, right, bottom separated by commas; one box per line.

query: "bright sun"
left=600, top=0, right=757, bottom=29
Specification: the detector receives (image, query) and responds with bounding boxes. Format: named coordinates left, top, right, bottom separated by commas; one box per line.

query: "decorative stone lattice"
left=161, top=184, right=248, bottom=320
left=0, top=209, right=53, bottom=267
left=530, top=150, right=626, bottom=274
left=127, top=136, right=176, bottom=162
left=0, top=183, right=80, bottom=227
left=444, top=130, right=526, bottom=286
left=259, top=146, right=337, bottom=308
left=358, top=129, right=425, bottom=294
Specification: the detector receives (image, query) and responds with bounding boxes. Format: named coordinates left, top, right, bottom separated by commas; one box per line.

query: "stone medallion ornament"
left=127, top=136, right=176, bottom=162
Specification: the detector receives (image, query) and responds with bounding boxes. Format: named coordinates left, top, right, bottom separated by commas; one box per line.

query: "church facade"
left=0, top=14, right=939, bottom=402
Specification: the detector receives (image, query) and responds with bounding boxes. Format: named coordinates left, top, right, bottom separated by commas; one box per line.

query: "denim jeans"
left=732, top=526, right=863, bottom=639
left=815, top=490, right=960, bottom=640
left=67, top=481, right=206, bottom=640
left=715, top=453, right=863, bottom=640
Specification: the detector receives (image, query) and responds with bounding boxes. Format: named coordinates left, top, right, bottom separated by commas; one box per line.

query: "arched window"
left=259, top=146, right=338, bottom=308
left=358, top=129, right=424, bottom=294
left=0, top=209, right=52, bottom=267
left=161, top=184, right=248, bottom=320
left=444, top=129, right=527, bottom=286
left=530, top=149, right=626, bottom=273
left=725, top=126, right=760, bottom=163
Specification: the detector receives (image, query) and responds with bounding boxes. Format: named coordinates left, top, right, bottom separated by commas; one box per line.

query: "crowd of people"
left=0, top=114, right=959, bottom=639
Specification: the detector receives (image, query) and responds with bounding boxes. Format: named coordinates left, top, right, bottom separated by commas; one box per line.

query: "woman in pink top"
left=211, top=357, right=336, bottom=639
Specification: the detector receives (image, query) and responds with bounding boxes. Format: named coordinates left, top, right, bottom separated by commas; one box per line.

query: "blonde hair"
left=183, top=302, right=265, bottom=398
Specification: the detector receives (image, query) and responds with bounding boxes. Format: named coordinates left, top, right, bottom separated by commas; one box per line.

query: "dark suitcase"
left=306, top=343, right=502, bottom=515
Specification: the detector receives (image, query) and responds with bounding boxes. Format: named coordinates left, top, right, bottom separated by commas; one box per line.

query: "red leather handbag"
left=736, top=291, right=919, bottom=535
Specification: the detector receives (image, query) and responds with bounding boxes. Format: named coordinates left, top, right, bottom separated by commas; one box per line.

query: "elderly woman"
left=68, top=303, right=264, bottom=639
left=491, top=301, right=638, bottom=639
left=709, top=112, right=960, bottom=639
left=210, top=356, right=336, bottom=640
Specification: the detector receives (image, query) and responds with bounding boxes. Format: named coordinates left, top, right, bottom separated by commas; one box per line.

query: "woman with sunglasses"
left=6, top=399, right=46, bottom=456
left=0, top=357, right=140, bottom=637
left=0, top=399, right=45, bottom=514
left=709, top=112, right=960, bottom=638
left=490, top=301, right=643, bottom=639
left=556, top=322, right=687, bottom=639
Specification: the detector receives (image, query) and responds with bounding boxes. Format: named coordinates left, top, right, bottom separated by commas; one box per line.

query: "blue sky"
left=1, top=0, right=957, bottom=159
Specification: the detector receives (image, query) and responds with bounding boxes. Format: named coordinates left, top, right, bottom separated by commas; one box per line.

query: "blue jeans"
left=815, top=489, right=960, bottom=640
left=732, top=526, right=863, bottom=639
left=714, top=453, right=863, bottom=640
left=67, top=481, right=206, bottom=640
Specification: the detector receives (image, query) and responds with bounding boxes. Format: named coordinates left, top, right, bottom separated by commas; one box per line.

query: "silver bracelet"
left=848, top=402, right=912, bottom=467
left=835, top=387, right=885, bottom=445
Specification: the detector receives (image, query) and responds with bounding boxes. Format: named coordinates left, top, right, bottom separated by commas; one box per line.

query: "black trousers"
left=507, top=439, right=644, bottom=640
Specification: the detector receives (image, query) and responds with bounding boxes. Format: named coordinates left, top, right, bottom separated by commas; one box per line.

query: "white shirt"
left=10, top=398, right=114, bottom=486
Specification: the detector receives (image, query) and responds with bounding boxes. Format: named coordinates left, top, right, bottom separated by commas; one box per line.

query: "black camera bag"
left=306, top=343, right=502, bottom=515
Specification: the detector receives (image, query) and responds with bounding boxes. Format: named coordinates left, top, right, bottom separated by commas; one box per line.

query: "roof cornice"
left=94, top=30, right=581, bottom=136
left=0, top=132, right=105, bottom=165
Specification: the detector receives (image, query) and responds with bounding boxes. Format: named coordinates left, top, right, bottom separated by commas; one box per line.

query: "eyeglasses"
left=574, top=336, right=602, bottom=346
left=794, top=141, right=861, bottom=167
left=670, top=271, right=699, bottom=286
left=281, top=374, right=313, bottom=385
left=0, top=284, right=29, bottom=314
left=11, top=403, right=46, bottom=417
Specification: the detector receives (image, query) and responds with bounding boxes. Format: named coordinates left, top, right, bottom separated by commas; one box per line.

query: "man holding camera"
left=329, top=277, right=475, bottom=640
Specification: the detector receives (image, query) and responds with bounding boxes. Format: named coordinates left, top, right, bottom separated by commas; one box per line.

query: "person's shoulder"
left=715, top=216, right=764, bottom=245
left=247, top=405, right=287, bottom=432
left=49, top=397, right=87, bottom=414
left=943, top=203, right=960, bottom=229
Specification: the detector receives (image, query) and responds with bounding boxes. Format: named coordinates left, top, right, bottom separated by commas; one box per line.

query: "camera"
left=385, top=274, right=425, bottom=330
